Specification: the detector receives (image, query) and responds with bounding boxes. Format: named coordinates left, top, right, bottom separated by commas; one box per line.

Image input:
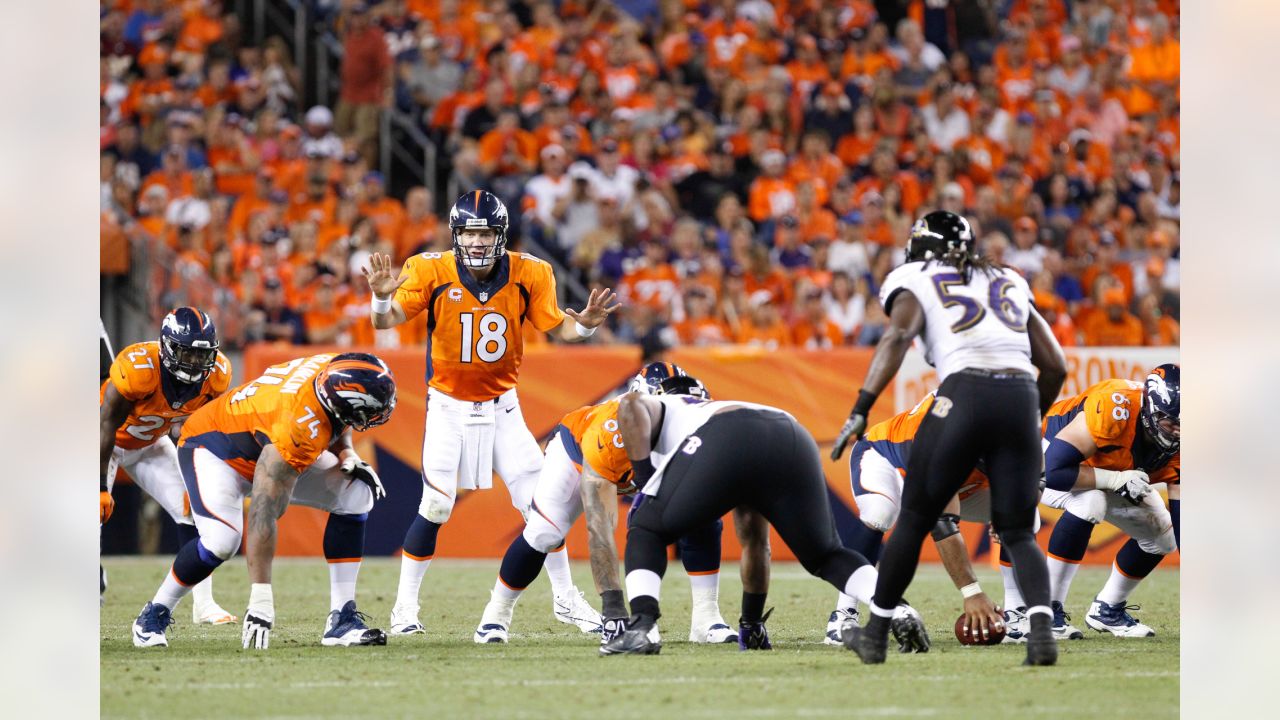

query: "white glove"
left=242, top=583, right=275, bottom=650
left=1095, top=469, right=1150, bottom=505
left=341, top=456, right=386, bottom=501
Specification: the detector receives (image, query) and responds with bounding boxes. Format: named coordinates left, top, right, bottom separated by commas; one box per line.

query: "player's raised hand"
left=362, top=253, right=408, bottom=299
left=565, top=287, right=621, bottom=329
left=830, top=411, right=868, bottom=461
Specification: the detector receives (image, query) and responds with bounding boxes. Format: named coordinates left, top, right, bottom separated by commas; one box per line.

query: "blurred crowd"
left=101, top=0, right=1180, bottom=354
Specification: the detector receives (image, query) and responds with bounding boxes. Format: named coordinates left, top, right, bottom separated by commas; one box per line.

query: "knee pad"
left=855, top=494, right=898, bottom=533
left=1137, top=526, right=1177, bottom=556
left=522, top=516, right=565, bottom=554
left=930, top=513, right=962, bottom=542
left=419, top=488, right=455, bottom=524
left=340, top=482, right=375, bottom=516
left=1071, top=490, right=1108, bottom=525
left=199, top=527, right=242, bottom=561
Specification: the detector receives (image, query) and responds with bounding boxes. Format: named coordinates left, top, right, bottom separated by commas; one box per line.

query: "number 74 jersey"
left=879, top=261, right=1037, bottom=381
left=393, top=250, right=566, bottom=402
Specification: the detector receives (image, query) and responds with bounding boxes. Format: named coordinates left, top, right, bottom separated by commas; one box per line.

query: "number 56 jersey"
left=393, top=251, right=565, bottom=402
left=880, top=261, right=1036, bottom=381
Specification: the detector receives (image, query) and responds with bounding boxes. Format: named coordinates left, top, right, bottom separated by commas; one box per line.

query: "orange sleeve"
left=524, top=256, right=567, bottom=332
left=269, top=396, right=334, bottom=474
left=393, top=255, right=435, bottom=320
left=109, top=346, right=160, bottom=402
left=207, top=352, right=233, bottom=397
left=1082, top=387, right=1135, bottom=446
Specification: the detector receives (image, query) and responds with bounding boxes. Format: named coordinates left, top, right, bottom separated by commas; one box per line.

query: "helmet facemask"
left=453, top=226, right=507, bottom=269
left=161, top=335, right=218, bottom=384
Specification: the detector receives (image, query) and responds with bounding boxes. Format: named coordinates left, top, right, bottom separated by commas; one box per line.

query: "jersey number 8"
left=459, top=312, right=508, bottom=363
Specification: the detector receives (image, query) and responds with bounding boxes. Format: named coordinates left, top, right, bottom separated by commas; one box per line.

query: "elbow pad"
left=930, top=513, right=962, bottom=542
left=1044, top=437, right=1087, bottom=492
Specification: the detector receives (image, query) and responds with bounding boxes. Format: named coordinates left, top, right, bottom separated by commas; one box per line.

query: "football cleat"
left=322, top=601, right=388, bottom=647
left=1085, top=598, right=1155, bottom=638
left=389, top=604, right=425, bottom=636
left=1001, top=606, right=1029, bottom=644
left=473, top=623, right=510, bottom=644
left=193, top=602, right=238, bottom=626
left=690, top=610, right=738, bottom=644
left=824, top=608, right=860, bottom=646
left=1051, top=601, right=1085, bottom=640
left=738, top=608, right=773, bottom=650
left=132, top=602, right=173, bottom=648
left=554, top=589, right=603, bottom=634
left=891, top=603, right=931, bottom=653
left=1023, top=612, right=1059, bottom=666
left=474, top=595, right=516, bottom=644
left=841, top=619, right=888, bottom=665
left=599, top=621, right=662, bottom=657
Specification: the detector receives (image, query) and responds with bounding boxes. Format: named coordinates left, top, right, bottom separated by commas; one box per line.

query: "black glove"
left=831, top=391, right=877, bottom=461
left=630, top=456, right=655, bottom=490
left=341, top=457, right=386, bottom=501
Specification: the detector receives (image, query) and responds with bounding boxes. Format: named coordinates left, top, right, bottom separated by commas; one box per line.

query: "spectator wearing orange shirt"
left=287, top=173, right=338, bottom=228
left=856, top=148, right=923, bottom=216
left=1126, top=13, right=1179, bottom=116
left=1080, top=288, right=1143, bottom=347
left=785, top=35, right=831, bottom=99
left=736, top=291, right=792, bottom=350
left=141, top=145, right=194, bottom=200
left=794, top=181, right=838, bottom=244
left=477, top=109, right=538, bottom=179
left=836, top=103, right=881, bottom=169
left=303, top=274, right=353, bottom=345
left=792, top=289, right=844, bottom=349
left=743, top=243, right=793, bottom=309
left=1136, top=292, right=1179, bottom=347
left=619, top=239, right=681, bottom=313
left=787, top=130, right=843, bottom=207
left=1080, top=235, right=1135, bottom=304
left=747, top=149, right=797, bottom=223
left=356, top=172, right=406, bottom=243
left=336, top=5, right=391, bottom=165
left=673, top=288, right=733, bottom=347
left=857, top=191, right=896, bottom=248
left=175, top=0, right=225, bottom=61
left=396, top=186, right=438, bottom=262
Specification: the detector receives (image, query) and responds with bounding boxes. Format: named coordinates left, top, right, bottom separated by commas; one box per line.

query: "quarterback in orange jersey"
left=130, top=353, right=397, bottom=650
left=825, top=392, right=1014, bottom=647
left=472, top=364, right=738, bottom=646
left=100, top=308, right=236, bottom=626
left=1039, top=364, right=1180, bottom=640
left=364, top=189, right=620, bottom=636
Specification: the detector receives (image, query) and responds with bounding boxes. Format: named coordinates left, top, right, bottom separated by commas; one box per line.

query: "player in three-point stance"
left=598, top=392, right=928, bottom=656
left=101, top=307, right=236, bottom=625
left=831, top=210, right=1067, bottom=666
left=823, top=391, right=1020, bottom=646
left=473, top=363, right=738, bottom=646
left=131, top=353, right=396, bottom=649
left=364, top=189, right=619, bottom=637
left=1033, top=364, right=1180, bottom=639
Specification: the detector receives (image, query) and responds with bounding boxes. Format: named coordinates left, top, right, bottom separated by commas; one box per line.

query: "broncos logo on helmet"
left=449, top=189, right=509, bottom=269
left=315, top=353, right=397, bottom=431
left=159, top=306, right=220, bottom=384
left=1140, top=363, right=1180, bottom=451
left=627, top=361, right=712, bottom=400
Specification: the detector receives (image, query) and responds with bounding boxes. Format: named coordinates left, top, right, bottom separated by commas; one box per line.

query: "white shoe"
left=193, top=602, right=238, bottom=625
left=689, top=615, right=738, bottom=644
left=1001, top=607, right=1029, bottom=644
left=1085, top=598, right=1156, bottom=638
left=647, top=625, right=661, bottom=645
left=553, top=588, right=602, bottom=634
left=132, top=602, right=172, bottom=648
left=824, top=608, right=859, bottom=646
left=474, top=596, right=516, bottom=644
left=1051, top=601, right=1085, bottom=640
left=389, top=603, right=425, bottom=635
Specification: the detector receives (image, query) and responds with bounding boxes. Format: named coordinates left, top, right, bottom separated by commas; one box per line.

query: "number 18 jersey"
left=393, top=250, right=565, bottom=402
left=879, top=261, right=1036, bottom=381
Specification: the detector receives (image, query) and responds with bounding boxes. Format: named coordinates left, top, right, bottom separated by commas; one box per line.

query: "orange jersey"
left=1043, top=379, right=1180, bottom=485
left=556, top=399, right=634, bottom=491
left=102, top=341, right=232, bottom=451
left=179, top=354, right=340, bottom=477
left=854, top=393, right=987, bottom=494
left=393, top=250, right=565, bottom=401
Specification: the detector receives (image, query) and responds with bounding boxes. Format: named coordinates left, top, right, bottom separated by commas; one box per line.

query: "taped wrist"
left=852, top=389, right=878, bottom=418
left=600, top=589, right=626, bottom=619
left=1044, top=437, right=1087, bottom=492
left=930, top=513, right=962, bottom=542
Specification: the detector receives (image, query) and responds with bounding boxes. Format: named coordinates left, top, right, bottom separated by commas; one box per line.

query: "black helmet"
left=905, top=210, right=976, bottom=264
left=449, top=189, right=509, bottom=269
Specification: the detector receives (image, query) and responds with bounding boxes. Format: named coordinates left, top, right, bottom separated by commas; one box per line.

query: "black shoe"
left=598, top=628, right=661, bottom=657
left=1023, top=614, right=1059, bottom=666
left=737, top=608, right=773, bottom=651
left=890, top=603, right=931, bottom=654
left=841, top=621, right=888, bottom=664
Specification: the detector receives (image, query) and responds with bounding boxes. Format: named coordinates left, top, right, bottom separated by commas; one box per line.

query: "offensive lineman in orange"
left=100, top=307, right=236, bottom=625
left=130, top=353, right=397, bottom=649
left=363, top=189, right=620, bottom=636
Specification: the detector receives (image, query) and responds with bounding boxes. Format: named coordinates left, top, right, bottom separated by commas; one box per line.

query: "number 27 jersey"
left=879, top=261, right=1036, bottom=381
left=394, top=250, right=565, bottom=402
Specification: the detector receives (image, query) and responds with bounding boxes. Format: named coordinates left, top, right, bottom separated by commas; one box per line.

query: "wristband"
left=600, top=589, right=627, bottom=619
left=574, top=320, right=597, bottom=338
left=852, top=389, right=878, bottom=417
left=248, top=583, right=275, bottom=619
left=631, top=457, right=655, bottom=488
left=960, top=582, right=983, bottom=599
left=371, top=295, right=392, bottom=314
left=100, top=474, right=109, bottom=492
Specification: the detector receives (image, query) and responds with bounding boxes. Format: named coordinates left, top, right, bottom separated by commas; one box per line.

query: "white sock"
left=395, top=554, right=432, bottom=609
left=190, top=575, right=215, bottom=609
left=1096, top=562, right=1143, bottom=606
left=545, top=546, right=575, bottom=597
left=481, top=579, right=522, bottom=625
left=329, top=560, right=361, bottom=612
left=1047, top=557, right=1081, bottom=605
left=493, top=577, right=524, bottom=603
left=1001, top=564, right=1025, bottom=610
left=688, top=571, right=721, bottom=621
left=153, top=568, right=193, bottom=610
left=625, top=569, right=662, bottom=603
left=843, top=565, right=878, bottom=606
left=835, top=592, right=858, bottom=614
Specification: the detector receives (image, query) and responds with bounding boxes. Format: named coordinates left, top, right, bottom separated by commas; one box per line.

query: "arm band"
left=930, top=513, right=962, bottom=542
left=574, top=320, right=597, bottom=337
left=371, top=295, right=392, bottom=314
left=960, top=582, right=983, bottom=599
left=852, top=389, right=878, bottom=417
left=1044, top=437, right=1087, bottom=492
left=100, top=474, right=109, bottom=492
left=631, top=457, right=655, bottom=489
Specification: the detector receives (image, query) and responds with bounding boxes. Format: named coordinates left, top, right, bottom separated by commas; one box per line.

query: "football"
left=954, top=614, right=1006, bottom=646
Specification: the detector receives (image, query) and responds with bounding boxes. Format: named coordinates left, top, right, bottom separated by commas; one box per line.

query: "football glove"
left=100, top=491, right=115, bottom=525
left=738, top=608, right=774, bottom=651
left=830, top=412, right=867, bottom=461
left=242, top=612, right=273, bottom=650
left=601, top=617, right=628, bottom=644
left=341, top=457, right=386, bottom=501
left=1096, top=469, right=1151, bottom=505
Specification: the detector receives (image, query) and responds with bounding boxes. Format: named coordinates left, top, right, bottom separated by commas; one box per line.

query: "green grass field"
left=101, top=557, right=1178, bottom=719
